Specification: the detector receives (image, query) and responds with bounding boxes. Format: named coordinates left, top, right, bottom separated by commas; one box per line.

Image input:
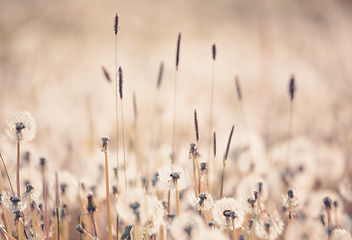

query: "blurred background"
left=1, top=0, right=352, bottom=178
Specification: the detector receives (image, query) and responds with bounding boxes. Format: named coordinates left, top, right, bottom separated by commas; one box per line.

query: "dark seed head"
left=323, top=196, right=332, bottom=209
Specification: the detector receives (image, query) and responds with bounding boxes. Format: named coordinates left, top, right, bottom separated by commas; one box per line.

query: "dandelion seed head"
left=236, top=175, right=268, bottom=212
left=170, top=212, right=205, bottom=240
left=158, top=165, right=189, bottom=190
left=190, top=192, right=214, bottom=211
left=115, top=188, right=164, bottom=233
left=5, top=111, right=36, bottom=142
left=255, top=213, right=284, bottom=239
left=329, top=229, right=352, bottom=240
left=193, top=229, right=228, bottom=240
left=212, top=198, right=245, bottom=230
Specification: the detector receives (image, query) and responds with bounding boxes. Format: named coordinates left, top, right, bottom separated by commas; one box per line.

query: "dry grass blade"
left=102, top=66, right=111, bottom=83
left=225, top=125, right=234, bottom=160
left=157, top=62, right=164, bottom=88
left=235, top=76, right=242, bottom=100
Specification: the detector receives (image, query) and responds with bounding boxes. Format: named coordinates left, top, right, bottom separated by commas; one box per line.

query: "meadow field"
left=1, top=0, right=352, bottom=239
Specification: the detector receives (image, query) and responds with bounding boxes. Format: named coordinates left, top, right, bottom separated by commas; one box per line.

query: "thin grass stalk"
left=40, top=158, right=50, bottom=240
left=120, top=94, right=127, bottom=190
left=55, top=172, right=60, bottom=240
left=0, top=156, right=11, bottom=234
left=77, top=180, right=83, bottom=240
left=0, top=153, right=15, bottom=196
left=286, top=75, right=295, bottom=188
left=169, top=33, right=181, bottom=215
left=220, top=153, right=226, bottom=199
left=114, top=14, right=120, bottom=240
left=119, top=67, right=128, bottom=190
left=235, top=76, right=254, bottom=171
left=104, top=151, right=113, bottom=240
left=208, top=44, right=216, bottom=196
left=212, top=130, right=216, bottom=197
left=16, top=140, right=20, bottom=197
left=0, top=226, right=16, bottom=240
left=149, top=63, right=164, bottom=191
left=171, top=32, right=181, bottom=167
left=220, top=125, right=234, bottom=198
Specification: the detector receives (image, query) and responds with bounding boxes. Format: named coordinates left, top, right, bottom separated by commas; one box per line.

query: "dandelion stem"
left=16, top=140, right=20, bottom=197
left=192, top=156, right=198, bottom=196
left=104, top=151, right=113, bottom=240
left=176, top=180, right=180, bottom=216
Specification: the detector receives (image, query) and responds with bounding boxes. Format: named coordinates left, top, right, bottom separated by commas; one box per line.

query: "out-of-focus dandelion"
left=4, top=111, right=36, bottom=198
left=190, top=193, right=213, bottom=211
left=284, top=189, right=299, bottom=220
left=4, top=111, right=36, bottom=142
left=115, top=189, right=164, bottom=235
left=236, top=176, right=268, bottom=213
left=255, top=213, right=284, bottom=239
left=329, top=228, right=352, bottom=240
left=170, top=212, right=205, bottom=240
left=212, top=198, right=245, bottom=230
left=193, top=229, right=229, bottom=240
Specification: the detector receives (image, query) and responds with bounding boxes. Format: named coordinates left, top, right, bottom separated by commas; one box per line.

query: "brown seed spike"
left=157, top=62, right=164, bottom=88
left=225, top=125, right=234, bottom=160
left=102, top=66, right=111, bottom=83
left=114, top=14, right=119, bottom=35
left=194, top=109, right=199, bottom=142
left=235, top=76, right=242, bottom=100
left=118, top=67, right=123, bottom=99
left=212, top=44, right=216, bottom=61
left=176, top=32, right=181, bottom=70
left=289, top=75, right=295, bottom=100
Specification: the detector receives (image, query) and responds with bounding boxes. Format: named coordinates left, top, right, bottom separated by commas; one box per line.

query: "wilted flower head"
left=158, top=165, right=189, bottom=190
left=212, top=198, right=245, bottom=230
left=255, top=213, right=284, bottom=239
left=5, top=111, right=36, bottom=142
left=170, top=212, right=206, bottom=240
